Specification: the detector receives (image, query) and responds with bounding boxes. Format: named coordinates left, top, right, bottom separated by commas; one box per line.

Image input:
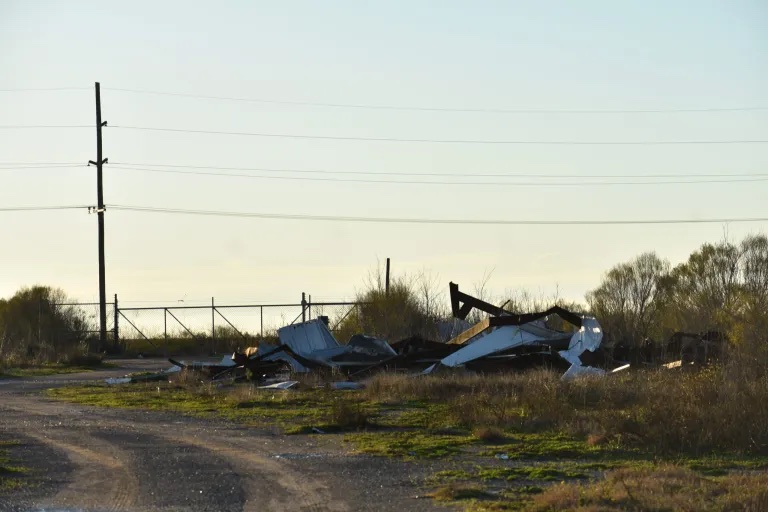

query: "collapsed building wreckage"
left=147, top=282, right=618, bottom=385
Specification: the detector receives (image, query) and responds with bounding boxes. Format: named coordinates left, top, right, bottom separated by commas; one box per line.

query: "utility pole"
left=385, top=258, right=391, bottom=296
left=89, top=82, right=108, bottom=351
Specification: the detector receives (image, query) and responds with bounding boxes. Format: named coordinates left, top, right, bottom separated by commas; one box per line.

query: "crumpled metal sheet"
left=438, top=325, right=551, bottom=367
left=346, top=335, right=397, bottom=358
left=258, top=380, right=300, bottom=390
left=558, top=317, right=605, bottom=379
left=278, top=319, right=340, bottom=356
left=427, top=312, right=606, bottom=379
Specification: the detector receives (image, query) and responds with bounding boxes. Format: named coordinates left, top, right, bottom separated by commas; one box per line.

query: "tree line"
left=587, top=234, right=768, bottom=356
left=2, top=233, right=766, bottom=365
left=342, top=234, right=768, bottom=365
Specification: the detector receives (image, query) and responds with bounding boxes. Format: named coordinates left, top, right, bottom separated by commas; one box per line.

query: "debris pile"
left=109, top=281, right=629, bottom=386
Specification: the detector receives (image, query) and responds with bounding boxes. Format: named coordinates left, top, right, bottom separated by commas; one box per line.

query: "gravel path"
left=0, top=360, right=451, bottom=512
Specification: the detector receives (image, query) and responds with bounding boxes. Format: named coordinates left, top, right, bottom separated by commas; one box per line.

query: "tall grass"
left=364, top=367, right=768, bottom=455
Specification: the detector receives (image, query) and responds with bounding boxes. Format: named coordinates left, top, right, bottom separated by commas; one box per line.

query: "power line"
left=0, top=205, right=90, bottom=212
left=104, top=87, right=768, bottom=114
left=0, top=87, right=89, bottom=92
left=0, top=162, right=85, bottom=166
left=107, top=164, right=768, bottom=187
left=111, top=161, right=768, bottom=179
left=0, top=125, right=91, bottom=129
left=0, top=164, right=87, bottom=170
left=109, top=125, right=768, bottom=145
left=109, top=204, right=768, bottom=226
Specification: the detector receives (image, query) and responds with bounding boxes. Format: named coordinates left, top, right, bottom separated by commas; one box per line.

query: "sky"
left=1, top=0, right=767, bottom=314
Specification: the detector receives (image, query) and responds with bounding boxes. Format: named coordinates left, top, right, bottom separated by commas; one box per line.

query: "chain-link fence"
left=115, top=299, right=361, bottom=356
left=48, top=297, right=361, bottom=356
left=50, top=301, right=116, bottom=351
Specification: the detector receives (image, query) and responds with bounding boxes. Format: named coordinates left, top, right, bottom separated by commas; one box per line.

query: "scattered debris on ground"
left=105, top=281, right=658, bottom=386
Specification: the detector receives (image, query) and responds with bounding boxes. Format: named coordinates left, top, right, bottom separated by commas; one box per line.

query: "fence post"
left=114, top=294, right=119, bottom=352
left=301, top=292, right=307, bottom=323
left=164, top=308, right=168, bottom=357
left=260, top=306, right=263, bottom=338
left=211, top=297, right=215, bottom=355
left=38, top=298, right=42, bottom=344
left=308, top=294, right=312, bottom=321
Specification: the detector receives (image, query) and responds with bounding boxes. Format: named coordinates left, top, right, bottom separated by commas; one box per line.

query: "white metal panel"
left=438, top=326, right=545, bottom=367
left=277, top=319, right=340, bottom=355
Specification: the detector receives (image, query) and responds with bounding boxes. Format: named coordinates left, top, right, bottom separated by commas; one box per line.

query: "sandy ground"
left=0, top=359, right=451, bottom=512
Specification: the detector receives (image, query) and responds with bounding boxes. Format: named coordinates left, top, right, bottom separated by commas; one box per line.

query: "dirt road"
left=0, top=361, right=448, bottom=512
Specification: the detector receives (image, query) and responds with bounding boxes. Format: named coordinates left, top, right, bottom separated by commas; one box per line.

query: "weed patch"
left=345, top=431, right=473, bottom=458
left=431, top=482, right=495, bottom=502
left=528, top=465, right=768, bottom=511
left=1, top=362, right=115, bottom=377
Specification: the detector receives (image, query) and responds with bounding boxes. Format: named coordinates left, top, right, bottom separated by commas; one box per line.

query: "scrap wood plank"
left=447, top=317, right=491, bottom=345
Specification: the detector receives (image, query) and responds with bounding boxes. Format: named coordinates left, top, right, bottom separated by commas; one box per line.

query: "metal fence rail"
left=54, top=294, right=362, bottom=355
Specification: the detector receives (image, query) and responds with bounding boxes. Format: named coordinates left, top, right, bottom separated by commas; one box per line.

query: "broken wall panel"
left=277, top=319, right=340, bottom=356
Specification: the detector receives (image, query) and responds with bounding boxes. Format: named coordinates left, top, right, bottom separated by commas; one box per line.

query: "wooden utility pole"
left=89, top=82, right=108, bottom=351
left=385, top=258, right=391, bottom=296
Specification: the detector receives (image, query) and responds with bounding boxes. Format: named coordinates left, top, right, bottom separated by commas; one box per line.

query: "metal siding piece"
left=258, top=381, right=300, bottom=390
left=438, top=326, right=543, bottom=367
left=346, top=335, right=398, bottom=357
left=277, top=319, right=340, bottom=355
left=561, top=364, right=605, bottom=379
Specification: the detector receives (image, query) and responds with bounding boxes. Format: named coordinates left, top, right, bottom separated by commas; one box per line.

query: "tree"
left=335, top=268, right=445, bottom=342
left=741, top=234, right=768, bottom=314
left=0, top=286, right=94, bottom=362
left=667, top=240, right=744, bottom=333
left=586, top=252, right=671, bottom=348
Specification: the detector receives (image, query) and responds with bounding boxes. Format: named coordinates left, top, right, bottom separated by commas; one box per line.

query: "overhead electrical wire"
left=0, top=164, right=87, bottom=170
left=0, top=125, right=91, bottom=129
left=107, top=164, right=768, bottom=187
left=109, top=205, right=768, bottom=226
left=0, top=205, right=91, bottom=212
left=0, top=162, right=85, bottom=167
left=0, top=87, right=89, bottom=92
left=109, top=125, right=768, bottom=145
left=104, top=87, right=768, bottom=114
left=110, top=161, right=768, bottom=179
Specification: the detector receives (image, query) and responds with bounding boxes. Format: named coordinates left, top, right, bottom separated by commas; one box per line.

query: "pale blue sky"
left=1, top=0, right=766, bottom=308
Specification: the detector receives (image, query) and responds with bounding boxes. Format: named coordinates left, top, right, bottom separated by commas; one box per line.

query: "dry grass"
left=430, top=482, right=492, bottom=502
left=329, top=400, right=370, bottom=430
left=473, top=427, right=507, bottom=444
left=363, top=367, right=768, bottom=455
left=528, top=465, right=768, bottom=511
left=0, top=346, right=104, bottom=369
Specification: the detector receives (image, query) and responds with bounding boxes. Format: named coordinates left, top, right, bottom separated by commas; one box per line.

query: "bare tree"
left=586, top=252, right=671, bottom=347
left=668, top=241, right=744, bottom=331
left=741, top=234, right=768, bottom=312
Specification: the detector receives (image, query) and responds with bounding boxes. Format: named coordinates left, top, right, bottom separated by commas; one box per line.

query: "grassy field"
left=0, top=361, right=116, bottom=378
left=47, top=368, right=768, bottom=511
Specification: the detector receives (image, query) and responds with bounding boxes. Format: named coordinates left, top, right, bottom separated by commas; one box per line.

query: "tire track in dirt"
left=1, top=389, right=350, bottom=511
left=92, top=430, right=245, bottom=512
left=24, top=431, right=140, bottom=512
left=160, top=432, right=349, bottom=512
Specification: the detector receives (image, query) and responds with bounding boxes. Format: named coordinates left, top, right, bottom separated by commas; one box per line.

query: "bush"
left=328, top=399, right=369, bottom=430
left=0, top=286, right=95, bottom=365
